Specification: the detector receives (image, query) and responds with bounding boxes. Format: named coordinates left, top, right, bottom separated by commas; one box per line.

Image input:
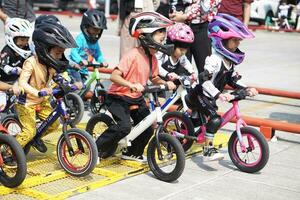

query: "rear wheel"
left=1, top=114, right=22, bottom=137
left=0, top=134, right=27, bottom=188
left=163, top=112, right=194, bottom=152
left=65, top=92, right=84, bottom=125
left=86, top=114, right=118, bottom=158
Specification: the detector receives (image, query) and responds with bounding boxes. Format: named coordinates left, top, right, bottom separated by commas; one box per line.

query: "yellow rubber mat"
left=0, top=124, right=229, bottom=199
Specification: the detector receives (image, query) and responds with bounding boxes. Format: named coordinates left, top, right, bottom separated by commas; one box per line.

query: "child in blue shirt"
left=69, top=9, right=108, bottom=83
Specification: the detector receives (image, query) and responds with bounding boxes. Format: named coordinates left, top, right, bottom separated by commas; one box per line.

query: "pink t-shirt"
left=109, top=47, right=159, bottom=99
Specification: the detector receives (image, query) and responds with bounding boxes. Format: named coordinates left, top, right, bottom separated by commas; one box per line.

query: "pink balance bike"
left=163, top=89, right=269, bottom=173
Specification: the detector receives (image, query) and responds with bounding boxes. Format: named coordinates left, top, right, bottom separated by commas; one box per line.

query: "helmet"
left=5, top=18, right=33, bottom=59
left=35, top=14, right=61, bottom=28
left=80, top=9, right=107, bottom=43
left=32, top=22, right=77, bottom=73
left=129, top=11, right=175, bottom=55
left=167, top=23, right=194, bottom=48
left=208, top=13, right=254, bottom=64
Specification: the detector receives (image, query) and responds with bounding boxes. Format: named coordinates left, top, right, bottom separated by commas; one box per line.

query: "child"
left=96, top=12, right=176, bottom=162
left=1, top=18, right=32, bottom=85
left=16, top=21, right=77, bottom=153
left=185, top=13, right=258, bottom=161
left=69, top=9, right=108, bottom=84
left=158, top=22, right=197, bottom=83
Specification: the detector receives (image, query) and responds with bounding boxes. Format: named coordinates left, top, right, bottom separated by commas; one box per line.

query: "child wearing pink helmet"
left=158, top=22, right=197, bottom=83
left=185, top=13, right=258, bottom=162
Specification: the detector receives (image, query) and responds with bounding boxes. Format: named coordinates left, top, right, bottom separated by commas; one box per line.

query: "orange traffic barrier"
left=225, top=85, right=300, bottom=99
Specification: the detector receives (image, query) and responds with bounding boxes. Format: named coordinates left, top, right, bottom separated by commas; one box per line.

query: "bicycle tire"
left=57, top=128, right=98, bottom=177
left=90, top=93, right=106, bottom=114
left=65, top=92, right=84, bottom=125
left=163, top=111, right=195, bottom=152
left=86, top=113, right=118, bottom=158
left=1, top=114, right=22, bottom=137
left=228, top=127, right=269, bottom=173
left=147, top=128, right=185, bottom=182
left=0, top=134, right=27, bottom=188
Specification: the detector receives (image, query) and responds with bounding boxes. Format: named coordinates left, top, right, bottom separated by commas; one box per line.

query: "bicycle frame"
left=79, top=66, right=104, bottom=97
left=118, top=84, right=188, bottom=147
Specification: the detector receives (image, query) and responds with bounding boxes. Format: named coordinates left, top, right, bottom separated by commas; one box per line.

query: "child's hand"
left=74, top=82, right=83, bottom=90
left=167, top=72, right=179, bottom=81
left=101, top=62, right=109, bottom=68
left=166, top=81, right=176, bottom=90
left=190, top=73, right=197, bottom=82
left=247, top=87, right=258, bottom=97
left=40, top=88, right=53, bottom=95
left=129, top=83, right=144, bottom=92
left=218, top=93, right=235, bottom=102
left=81, top=60, right=89, bottom=66
left=16, top=67, right=22, bottom=75
left=12, top=84, right=23, bottom=96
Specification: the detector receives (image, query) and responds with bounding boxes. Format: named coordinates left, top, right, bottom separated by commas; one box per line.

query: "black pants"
left=96, top=95, right=153, bottom=157
left=186, top=22, right=211, bottom=74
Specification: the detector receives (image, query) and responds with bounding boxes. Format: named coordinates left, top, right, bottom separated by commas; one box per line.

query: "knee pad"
left=206, top=116, right=222, bottom=134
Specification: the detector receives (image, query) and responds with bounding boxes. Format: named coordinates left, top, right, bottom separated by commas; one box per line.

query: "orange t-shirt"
left=109, top=47, right=158, bottom=99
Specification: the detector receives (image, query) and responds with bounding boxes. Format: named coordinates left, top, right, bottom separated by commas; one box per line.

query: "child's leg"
left=37, top=100, right=60, bottom=137
left=15, top=104, right=37, bottom=147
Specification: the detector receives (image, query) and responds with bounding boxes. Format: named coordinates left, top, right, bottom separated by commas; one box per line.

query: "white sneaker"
left=121, top=154, right=147, bottom=163
left=203, top=146, right=224, bottom=162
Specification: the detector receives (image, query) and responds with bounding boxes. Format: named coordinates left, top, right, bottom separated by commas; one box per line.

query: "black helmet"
left=32, top=22, right=77, bottom=73
left=35, top=14, right=61, bottom=28
left=129, top=11, right=175, bottom=56
left=80, top=9, right=107, bottom=43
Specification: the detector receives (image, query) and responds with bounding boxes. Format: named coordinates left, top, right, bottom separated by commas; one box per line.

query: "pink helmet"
left=167, top=23, right=194, bottom=47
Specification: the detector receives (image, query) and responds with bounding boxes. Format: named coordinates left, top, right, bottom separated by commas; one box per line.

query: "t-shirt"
left=108, top=47, right=159, bottom=99
left=2, top=0, right=36, bottom=22
left=18, top=56, right=56, bottom=106
left=218, top=0, right=253, bottom=22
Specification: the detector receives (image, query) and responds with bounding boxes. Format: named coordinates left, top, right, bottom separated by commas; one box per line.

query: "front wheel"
left=0, top=134, right=27, bottom=188
left=147, top=128, right=185, bottom=182
left=57, top=128, right=98, bottom=177
left=228, top=127, right=269, bottom=173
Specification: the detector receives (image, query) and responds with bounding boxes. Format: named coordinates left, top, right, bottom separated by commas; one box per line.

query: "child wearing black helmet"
left=69, top=9, right=108, bottom=84
left=15, top=21, right=77, bottom=153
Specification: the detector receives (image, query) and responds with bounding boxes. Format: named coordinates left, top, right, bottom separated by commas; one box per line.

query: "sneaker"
left=203, top=146, right=224, bottom=162
left=31, top=138, right=47, bottom=153
left=121, top=154, right=147, bottom=163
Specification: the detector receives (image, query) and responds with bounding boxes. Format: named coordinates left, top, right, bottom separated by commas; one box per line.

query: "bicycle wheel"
left=0, top=134, right=27, bottom=188
left=163, top=112, right=194, bottom=152
left=57, top=128, right=98, bottom=177
left=90, top=93, right=106, bottom=114
left=1, top=114, right=22, bottom=137
left=65, top=92, right=84, bottom=125
left=228, top=127, right=269, bottom=173
left=86, top=114, right=118, bottom=158
left=147, top=127, right=185, bottom=182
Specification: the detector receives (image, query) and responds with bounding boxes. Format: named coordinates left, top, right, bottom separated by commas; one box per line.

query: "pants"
left=186, top=22, right=211, bottom=74
left=15, top=100, right=60, bottom=147
left=96, top=95, right=153, bottom=157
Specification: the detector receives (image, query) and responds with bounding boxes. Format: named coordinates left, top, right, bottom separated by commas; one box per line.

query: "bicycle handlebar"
left=230, top=89, right=251, bottom=102
left=143, top=84, right=169, bottom=94
left=38, top=85, right=78, bottom=97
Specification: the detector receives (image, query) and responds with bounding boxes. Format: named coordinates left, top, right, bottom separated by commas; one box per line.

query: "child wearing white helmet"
left=0, top=18, right=33, bottom=84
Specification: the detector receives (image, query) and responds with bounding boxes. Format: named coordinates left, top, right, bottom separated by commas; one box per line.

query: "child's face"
left=15, top=37, right=29, bottom=49
left=87, top=26, right=102, bottom=37
left=225, top=38, right=242, bottom=53
left=150, top=29, right=166, bottom=54
left=173, top=47, right=188, bottom=59
left=49, top=46, right=65, bottom=59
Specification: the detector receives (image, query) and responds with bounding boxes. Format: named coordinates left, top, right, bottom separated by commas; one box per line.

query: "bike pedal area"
left=0, top=124, right=229, bottom=200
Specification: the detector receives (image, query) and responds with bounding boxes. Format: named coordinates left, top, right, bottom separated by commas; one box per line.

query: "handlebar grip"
left=38, top=91, right=47, bottom=97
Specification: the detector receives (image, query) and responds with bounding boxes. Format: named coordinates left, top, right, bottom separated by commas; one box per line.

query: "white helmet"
left=5, top=18, right=33, bottom=59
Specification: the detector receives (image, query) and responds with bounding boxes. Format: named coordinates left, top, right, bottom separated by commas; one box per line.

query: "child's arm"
left=69, top=36, right=88, bottom=65
left=180, top=55, right=197, bottom=80
left=110, top=69, right=144, bottom=92
left=18, top=61, right=40, bottom=97
left=0, top=51, right=22, bottom=75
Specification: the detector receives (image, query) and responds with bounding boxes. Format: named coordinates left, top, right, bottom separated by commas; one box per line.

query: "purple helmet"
left=208, top=13, right=254, bottom=64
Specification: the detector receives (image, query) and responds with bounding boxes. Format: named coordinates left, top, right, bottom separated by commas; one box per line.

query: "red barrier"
left=87, top=67, right=114, bottom=74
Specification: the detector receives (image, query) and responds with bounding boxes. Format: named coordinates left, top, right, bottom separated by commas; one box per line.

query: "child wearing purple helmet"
left=185, top=13, right=258, bottom=162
